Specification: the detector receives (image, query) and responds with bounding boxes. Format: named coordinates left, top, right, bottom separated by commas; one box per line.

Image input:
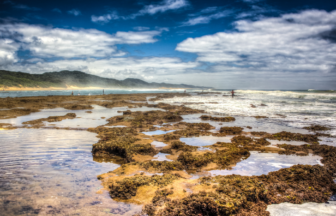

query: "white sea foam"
left=158, top=90, right=336, bottom=143
left=267, top=202, right=336, bottom=216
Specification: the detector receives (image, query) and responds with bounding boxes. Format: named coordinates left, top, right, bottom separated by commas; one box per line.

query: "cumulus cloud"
left=177, top=10, right=336, bottom=74
left=0, top=23, right=197, bottom=82
left=2, top=57, right=199, bottom=80
left=137, top=0, right=188, bottom=16
left=182, top=10, right=234, bottom=26
left=68, top=9, right=81, bottom=16
left=91, top=12, right=119, bottom=24
left=0, top=23, right=162, bottom=59
left=91, top=0, right=188, bottom=24
left=0, top=39, right=19, bottom=66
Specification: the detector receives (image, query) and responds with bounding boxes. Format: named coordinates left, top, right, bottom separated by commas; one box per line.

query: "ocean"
left=157, top=89, right=336, bottom=144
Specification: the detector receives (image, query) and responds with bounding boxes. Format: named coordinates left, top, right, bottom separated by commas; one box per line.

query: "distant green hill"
left=0, top=70, right=207, bottom=89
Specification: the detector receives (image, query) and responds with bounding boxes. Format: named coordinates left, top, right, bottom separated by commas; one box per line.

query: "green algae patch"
left=63, top=104, right=93, bottom=110
left=219, top=126, right=243, bottom=135
left=138, top=165, right=336, bottom=216
left=177, top=142, right=250, bottom=170
left=163, top=134, right=181, bottom=141
left=107, top=110, right=183, bottom=130
left=200, top=115, right=235, bottom=122
left=303, top=124, right=331, bottom=131
left=266, top=131, right=319, bottom=144
left=253, top=116, right=268, bottom=119
left=109, top=174, right=180, bottom=200
left=251, top=131, right=269, bottom=137
left=90, top=127, right=156, bottom=162
left=142, top=161, right=185, bottom=172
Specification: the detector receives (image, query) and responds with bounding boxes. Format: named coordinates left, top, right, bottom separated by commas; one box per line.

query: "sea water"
left=0, top=89, right=185, bottom=98
left=158, top=89, right=336, bottom=145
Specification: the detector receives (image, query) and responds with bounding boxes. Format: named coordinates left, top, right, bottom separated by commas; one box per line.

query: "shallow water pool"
left=0, top=128, right=141, bottom=216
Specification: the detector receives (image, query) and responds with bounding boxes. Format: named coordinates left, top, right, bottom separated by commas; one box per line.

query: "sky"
left=0, top=0, right=336, bottom=90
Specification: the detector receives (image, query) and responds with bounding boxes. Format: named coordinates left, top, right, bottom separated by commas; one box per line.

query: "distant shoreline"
left=0, top=86, right=190, bottom=92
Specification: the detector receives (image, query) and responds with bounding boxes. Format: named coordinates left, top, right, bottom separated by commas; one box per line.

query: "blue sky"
left=1, top=0, right=336, bottom=89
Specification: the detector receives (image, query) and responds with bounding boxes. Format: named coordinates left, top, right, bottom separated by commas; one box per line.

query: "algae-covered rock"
left=170, top=141, right=198, bottom=152
left=91, top=127, right=155, bottom=162
left=143, top=165, right=335, bottom=216
left=107, top=110, right=183, bottom=129
left=64, top=104, right=93, bottom=110
left=303, top=124, right=331, bottom=131
left=142, top=161, right=184, bottom=172
left=109, top=174, right=180, bottom=200
left=200, top=115, right=235, bottom=122
left=22, top=113, right=76, bottom=127
left=267, top=131, right=319, bottom=144
left=219, top=126, right=243, bottom=135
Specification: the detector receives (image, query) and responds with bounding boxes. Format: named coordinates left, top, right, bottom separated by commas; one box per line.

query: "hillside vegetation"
left=0, top=70, right=203, bottom=89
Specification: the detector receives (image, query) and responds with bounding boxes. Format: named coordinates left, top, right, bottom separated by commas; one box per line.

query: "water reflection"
left=181, top=113, right=310, bottom=134
left=0, top=129, right=141, bottom=216
left=142, top=130, right=175, bottom=136
left=0, top=105, right=163, bottom=129
left=151, top=141, right=167, bottom=147
left=209, top=151, right=322, bottom=176
left=180, top=135, right=234, bottom=147
left=152, top=153, right=172, bottom=161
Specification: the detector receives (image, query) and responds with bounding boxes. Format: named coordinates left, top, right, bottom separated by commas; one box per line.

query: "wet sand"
left=0, top=93, right=336, bottom=215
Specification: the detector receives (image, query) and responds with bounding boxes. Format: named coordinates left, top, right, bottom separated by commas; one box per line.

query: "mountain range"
left=0, top=70, right=206, bottom=89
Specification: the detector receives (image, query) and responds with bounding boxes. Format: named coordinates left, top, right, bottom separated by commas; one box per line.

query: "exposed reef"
left=200, top=115, right=235, bottom=122
left=22, top=113, right=76, bottom=127
left=2, top=93, right=336, bottom=216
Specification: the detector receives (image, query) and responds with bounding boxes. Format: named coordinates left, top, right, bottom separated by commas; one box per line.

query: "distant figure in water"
left=184, top=90, right=186, bottom=93
left=78, top=93, right=80, bottom=96
left=103, top=89, right=104, bottom=95
left=71, top=91, right=73, bottom=96
left=231, top=90, right=235, bottom=98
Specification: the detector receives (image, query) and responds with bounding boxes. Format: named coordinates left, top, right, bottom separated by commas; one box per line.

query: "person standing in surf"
left=231, top=90, right=235, bottom=98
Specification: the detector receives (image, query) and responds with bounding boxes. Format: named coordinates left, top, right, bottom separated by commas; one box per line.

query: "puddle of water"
left=266, top=202, right=336, bottom=216
left=181, top=114, right=310, bottom=134
left=104, top=125, right=127, bottom=128
left=142, top=130, right=175, bottom=136
left=0, top=128, right=141, bottom=216
left=319, top=136, right=336, bottom=147
left=267, top=139, right=307, bottom=147
left=180, top=135, right=234, bottom=147
left=152, top=153, right=172, bottom=161
left=0, top=105, right=163, bottom=129
left=151, top=141, right=167, bottom=147
left=208, top=151, right=323, bottom=176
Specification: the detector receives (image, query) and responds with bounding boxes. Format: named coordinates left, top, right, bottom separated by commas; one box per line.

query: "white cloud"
left=0, top=38, right=19, bottom=66
left=68, top=9, right=81, bottom=16
left=91, top=0, right=188, bottom=24
left=177, top=10, right=336, bottom=74
left=138, top=0, right=188, bottom=15
left=199, top=7, right=218, bottom=14
left=91, top=12, right=119, bottom=24
left=2, top=57, right=199, bottom=81
left=183, top=10, right=234, bottom=26
left=134, top=26, right=150, bottom=31
left=0, top=23, right=162, bottom=59
left=52, top=8, right=62, bottom=13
